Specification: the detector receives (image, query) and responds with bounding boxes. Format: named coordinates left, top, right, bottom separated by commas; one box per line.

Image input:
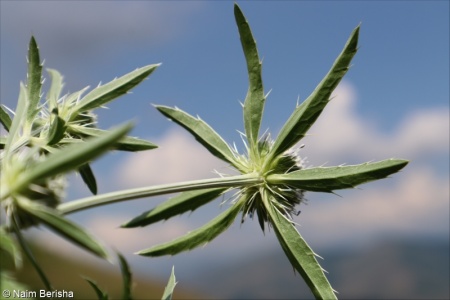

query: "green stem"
left=58, top=173, right=262, bottom=215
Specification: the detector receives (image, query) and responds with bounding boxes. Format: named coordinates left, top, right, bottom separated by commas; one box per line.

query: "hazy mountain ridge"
left=193, top=238, right=450, bottom=299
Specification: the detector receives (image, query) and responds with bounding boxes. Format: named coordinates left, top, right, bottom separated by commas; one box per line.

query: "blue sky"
left=1, top=0, right=449, bottom=296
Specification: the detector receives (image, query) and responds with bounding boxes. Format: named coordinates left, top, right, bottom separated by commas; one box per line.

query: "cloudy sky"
left=1, top=0, right=448, bottom=295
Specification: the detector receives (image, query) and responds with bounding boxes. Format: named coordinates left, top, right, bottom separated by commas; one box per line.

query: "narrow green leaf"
left=46, top=68, right=64, bottom=110
left=0, top=105, right=12, bottom=131
left=74, top=64, right=159, bottom=113
left=156, top=105, right=237, bottom=165
left=161, top=266, right=177, bottom=300
left=26, top=36, right=43, bottom=125
left=18, top=198, right=109, bottom=259
left=118, top=253, right=133, bottom=300
left=0, top=227, right=22, bottom=268
left=47, top=109, right=67, bottom=145
left=122, top=188, right=226, bottom=228
left=69, top=125, right=157, bottom=151
left=83, top=277, right=109, bottom=300
left=268, top=26, right=359, bottom=163
left=14, top=123, right=132, bottom=193
left=267, top=159, right=409, bottom=192
left=138, top=199, right=245, bottom=257
left=234, top=3, right=265, bottom=148
left=263, top=193, right=336, bottom=300
left=5, top=83, right=28, bottom=155
left=79, top=163, right=98, bottom=195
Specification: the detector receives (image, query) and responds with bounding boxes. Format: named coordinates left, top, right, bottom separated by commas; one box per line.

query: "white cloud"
left=301, top=81, right=449, bottom=166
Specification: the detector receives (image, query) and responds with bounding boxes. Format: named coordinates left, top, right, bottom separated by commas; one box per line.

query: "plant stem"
left=58, top=173, right=263, bottom=215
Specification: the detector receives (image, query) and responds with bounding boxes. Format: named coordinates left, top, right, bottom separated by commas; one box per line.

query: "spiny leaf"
left=156, top=105, right=237, bottom=165
left=263, top=192, right=336, bottom=300
left=267, top=159, right=408, bottom=192
left=47, top=109, right=67, bottom=145
left=0, top=105, right=12, bottom=131
left=5, top=83, right=28, bottom=155
left=79, top=163, right=98, bottom=195
left=122, top=188, right=226, bottom=228
left=68, top=125, right=157, bottom=151
left=25, top=36, right=43, bottom=126
left=268, top=26, right=359, bottom=163
left=15, top=123, right=132, bottom=192
left=17, top=198, right=109, bottom=260
left=46, top=68, right=64, bottom=110
left=137, top=199, right=245, bottom=257
left=161, top=266, right=177, bottom=300
left=74, top=64, right=159, bottom=113
left=235, top=3, right=265, bottom=149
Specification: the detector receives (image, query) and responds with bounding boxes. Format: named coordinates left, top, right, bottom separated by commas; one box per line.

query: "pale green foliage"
left=0, top=35, right=159, bottom=296
left=162, top=267, right=177, bottom=300
left=0, top=3, right=408, bottom=300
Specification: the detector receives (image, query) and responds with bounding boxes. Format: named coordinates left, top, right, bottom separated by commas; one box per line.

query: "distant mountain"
left=193, top=238, right=449, bottom=299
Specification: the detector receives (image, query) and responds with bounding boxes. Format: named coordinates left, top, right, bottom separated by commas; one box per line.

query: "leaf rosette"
left=122, top=4, right=408, bottom=299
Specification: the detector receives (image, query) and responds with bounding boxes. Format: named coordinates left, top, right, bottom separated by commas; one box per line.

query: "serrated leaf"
left=46, top=68, right=64, bottom=110
left=74, top=64, right=159, bottom=113
left=17, top=198, right=109, bottom=259
left=161, top=266, right=177, bottom=300
left=156, top=105, right=237, bottom=165
left=263, top=192, right=336, bottom=300
left=234, top=4, right=265, bottom=148
left=138, top=199, right=245, bottom=257
left=122, top=188, right=226, bottom=228
left=25, top=36, right=43, bottom=126
left=268, top=26, right=359, bottom=163
left=13, top=123, right=132, bottom=194
left=267, top=159, right=408, bottom=192
left=0, top=105, right=12, bottom=131
left=118, top=253, right=133, bottom=300
left=79, top=163, right=98, bottom=195
left=47, top=109, right=67, bottom=145
left=69, top=125, right=157, bottom=151
left=83, top=277, right=109, bottom=300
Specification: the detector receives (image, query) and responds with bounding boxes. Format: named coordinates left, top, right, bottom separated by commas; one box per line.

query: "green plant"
left=0, top=3, right=407, bottom=299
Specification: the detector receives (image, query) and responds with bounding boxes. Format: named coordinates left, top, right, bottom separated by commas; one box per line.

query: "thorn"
left=313, top=252, right=324, bottom=260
